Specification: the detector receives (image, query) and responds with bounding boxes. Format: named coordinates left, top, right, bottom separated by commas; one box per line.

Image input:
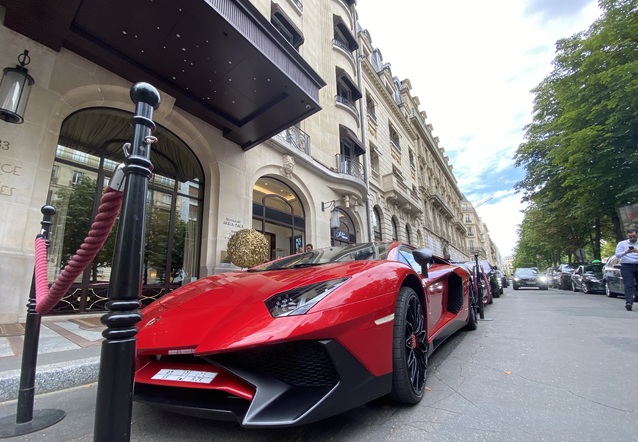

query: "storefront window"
left=46, top=108, right=204, bottom=313
left=252, top=176, right=305, bottom=259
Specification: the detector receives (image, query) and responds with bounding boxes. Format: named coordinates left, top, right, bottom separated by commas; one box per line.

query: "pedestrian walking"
left=614, top=228, right=638, bottom=311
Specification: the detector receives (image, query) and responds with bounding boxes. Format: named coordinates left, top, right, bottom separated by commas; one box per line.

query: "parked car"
left=545, top=266, right=559, bottom=288
left=133, top=241, right=478, bottom=427
left=571, top=263, right=605, bottom=293
left=462, top=260, right=494, bottom=303
left=603, top=255, right=624, bottom=298
left=556, top=264, right=575, bottom=290
left=481, top=260, right=502, bottom=298
left=497, top=269, right=509, bottom=288
left=512, top=267, right=549, bottom=290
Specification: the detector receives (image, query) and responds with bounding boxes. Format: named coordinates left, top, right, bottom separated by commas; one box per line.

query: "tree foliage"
left=514, top=0, right=638, bottom=265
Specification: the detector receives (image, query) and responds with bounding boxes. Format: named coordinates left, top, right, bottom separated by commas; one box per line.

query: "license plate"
left=151, top=368, right=217, bottom=384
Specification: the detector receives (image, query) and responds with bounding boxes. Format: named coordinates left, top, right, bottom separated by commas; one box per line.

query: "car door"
left=572, top=266, right=584, bottom=290
left=604, top=256, right=621, bottom=293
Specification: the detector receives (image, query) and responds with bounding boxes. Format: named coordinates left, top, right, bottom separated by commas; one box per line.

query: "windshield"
left=515, top=268, right=538, bottom=277
left=584, top=263, right=603, bottom=273
left=249, top=242, right=391, bottom=271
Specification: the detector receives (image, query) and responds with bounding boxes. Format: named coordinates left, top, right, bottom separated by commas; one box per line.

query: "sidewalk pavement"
left=0, top=314, right=105, bottom=402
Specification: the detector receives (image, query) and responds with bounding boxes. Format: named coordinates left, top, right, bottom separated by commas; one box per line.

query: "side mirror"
left=413, top=248, right=433, bottom=278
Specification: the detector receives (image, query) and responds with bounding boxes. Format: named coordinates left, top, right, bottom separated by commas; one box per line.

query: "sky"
left=356, top=0, right=603, bottom=257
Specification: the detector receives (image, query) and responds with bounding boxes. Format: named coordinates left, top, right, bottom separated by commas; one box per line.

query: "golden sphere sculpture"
left=226, top=229, right=269, bottom=268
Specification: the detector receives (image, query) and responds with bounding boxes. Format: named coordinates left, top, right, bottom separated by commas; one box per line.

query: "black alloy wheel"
left=582, top=282, right=590, bottom=294
left=465, top=285, right=479, bottom=331
left=605, top=281, right=617, bottom=298
left=390, top=287, right=428, bottom=404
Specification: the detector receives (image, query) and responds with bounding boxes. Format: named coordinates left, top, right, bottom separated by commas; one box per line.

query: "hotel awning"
left=0, top=0, right=326, bottom=150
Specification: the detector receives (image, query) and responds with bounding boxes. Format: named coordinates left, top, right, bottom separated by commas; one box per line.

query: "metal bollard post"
left=0, top=205, right=65, bottom=438
left=93, top=82, right=160, bottom=442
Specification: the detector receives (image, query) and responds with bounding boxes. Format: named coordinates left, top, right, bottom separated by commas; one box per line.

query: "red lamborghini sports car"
left=134, top=241, right=478, bottom=427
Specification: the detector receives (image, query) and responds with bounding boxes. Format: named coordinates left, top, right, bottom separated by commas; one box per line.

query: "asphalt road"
left=1, top=286, right=637, bottom=441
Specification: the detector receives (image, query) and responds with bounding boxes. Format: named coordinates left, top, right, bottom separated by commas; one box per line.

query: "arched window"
left=331, top=208, right=356, bottom=246
left=372, top=206, right=382, bottom=241
left=405, top=224, right=412, bottom=245
left=391, top=218, right=398, bottom=241
left=252, top=176, right=305, bottom=259
left=47, top=108, right=204, bottom=313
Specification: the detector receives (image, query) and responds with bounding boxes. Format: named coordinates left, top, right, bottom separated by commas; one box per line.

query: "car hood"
left=136, top=260, right=391, bottom=355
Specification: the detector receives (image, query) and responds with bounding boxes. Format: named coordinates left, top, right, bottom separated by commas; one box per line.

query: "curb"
left=0, top=357, right=99, bottom=402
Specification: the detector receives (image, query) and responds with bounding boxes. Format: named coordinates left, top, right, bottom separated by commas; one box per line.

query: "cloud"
left=355, top=0, right=601, bottom=257
left=524, top=0, right=596, bottom=20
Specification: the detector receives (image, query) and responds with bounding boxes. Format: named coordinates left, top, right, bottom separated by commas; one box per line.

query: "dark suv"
left=513, top=267, right=549, bottom=290
left=556, top=264, right=575, bottom=290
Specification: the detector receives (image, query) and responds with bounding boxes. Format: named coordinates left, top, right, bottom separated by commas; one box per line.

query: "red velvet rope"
left=35, top=187, right=123, bottom=314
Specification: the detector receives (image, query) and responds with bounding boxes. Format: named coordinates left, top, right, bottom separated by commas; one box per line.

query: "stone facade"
left=0, top=1, right=497, bottom=323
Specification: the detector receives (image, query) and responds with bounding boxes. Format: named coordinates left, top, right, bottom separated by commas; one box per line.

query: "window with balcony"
left=271, top=5, right=304, bottom=50
left=338, top=125, right=364, bottom=179
left=389, top=124, right=400, bottom=152
left=335, top=67, right=361, bottom=113
left=366, top=93, right=376, bottom=122
left=465, top=214, right=472, bottom=223
left=468, top=227, right=473, bottom=236
left=333, top=15, right=358, bottom=55
left=409, top=149, right=416, bottom=170
left=370, top=144, right=380, bottom=179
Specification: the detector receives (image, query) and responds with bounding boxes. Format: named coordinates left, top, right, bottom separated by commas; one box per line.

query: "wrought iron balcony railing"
left=275, top=125, right=310, bottom=154
left=335, top=95, right=359, bottom=118
left=336, top=154, right=364, bottom=180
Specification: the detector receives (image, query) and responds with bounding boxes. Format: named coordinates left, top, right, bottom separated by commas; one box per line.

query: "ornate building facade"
left=0, top=0, right=497, bottom=322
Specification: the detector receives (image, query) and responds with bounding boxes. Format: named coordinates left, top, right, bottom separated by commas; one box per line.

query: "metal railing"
left=275, top=125, right=310, bottom=154
left=332, top=39, right=355, bottom=63
left=335, top=95, right=359, bottom=117
left=336, top=154, right=364, bottom=180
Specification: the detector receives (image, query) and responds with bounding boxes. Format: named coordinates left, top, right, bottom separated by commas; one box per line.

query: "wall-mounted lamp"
left=321, top=200, right=341, bottom=228
left=321, top=200, right=336, bottom=212
left=0, top=50, right=35, bottom=124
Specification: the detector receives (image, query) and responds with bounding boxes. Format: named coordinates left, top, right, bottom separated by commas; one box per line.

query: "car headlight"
left=539, top=276, right=547, bottom=282
left=265, top=277, right=349, bottom=317
left=514, top=277, right=521, bottom=281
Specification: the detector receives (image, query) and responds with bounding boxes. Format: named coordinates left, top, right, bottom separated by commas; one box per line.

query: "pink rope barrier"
left=34, top=187, right=123, bottom=314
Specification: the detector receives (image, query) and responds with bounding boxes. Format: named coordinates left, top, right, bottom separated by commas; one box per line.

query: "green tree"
left=515, top=0, right=638, bottom=263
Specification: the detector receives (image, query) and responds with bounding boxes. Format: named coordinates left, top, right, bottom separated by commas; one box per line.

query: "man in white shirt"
left=614, top=228, right=638, bottom=311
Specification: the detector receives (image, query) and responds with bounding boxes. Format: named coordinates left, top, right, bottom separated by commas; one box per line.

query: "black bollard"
left=93, top=83, right=160, bottom=442
left=474, top=253, right=493, bottom=321
left=0, top=205, right=65, bottom=439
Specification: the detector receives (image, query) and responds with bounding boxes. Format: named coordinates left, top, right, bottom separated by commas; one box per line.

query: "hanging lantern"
left=0, top=50, right=35, bottom=124
left=330, top=208, right=340, bottom=229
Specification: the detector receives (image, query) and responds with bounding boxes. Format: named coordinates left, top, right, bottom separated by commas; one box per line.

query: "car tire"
left=582, top=283, right=589, bottom=294
left=390, top=287, right=427, bottom=404
left=464, top=290, right=478, bottom=331
left=540, top=285, right=548, bottom=290
left=513, top=284, right=519, bottom=290
left=605, top=281, right=617, bottom=298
